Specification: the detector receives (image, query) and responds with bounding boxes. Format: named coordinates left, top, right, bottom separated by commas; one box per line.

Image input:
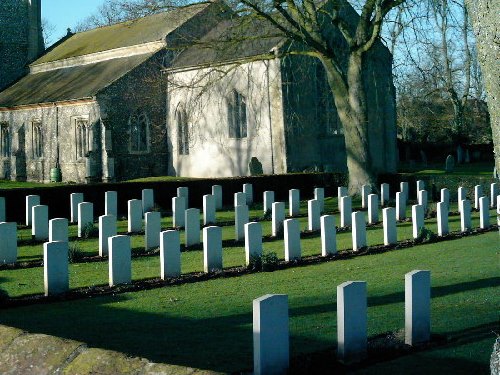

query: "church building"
left=0, top=0, right=397, bottom=183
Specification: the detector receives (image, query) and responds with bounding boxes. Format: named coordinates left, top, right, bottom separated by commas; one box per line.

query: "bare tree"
left=464, top=0, right=499, bottom=175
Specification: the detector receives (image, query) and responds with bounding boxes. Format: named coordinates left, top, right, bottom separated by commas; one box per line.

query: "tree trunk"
left=465, top=0, right=500, bottom=176
left=321, top=54, right=376, bottom=194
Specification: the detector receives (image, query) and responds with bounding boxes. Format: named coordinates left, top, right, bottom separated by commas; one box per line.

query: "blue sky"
left=42, top=0, right=106, bottom=44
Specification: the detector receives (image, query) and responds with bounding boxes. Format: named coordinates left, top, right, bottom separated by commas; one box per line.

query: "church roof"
left=0, top=53, right=154, bottom=108
left=169, top=17, right=286, bottom=70
left=34, top=3, right=211, bottom=64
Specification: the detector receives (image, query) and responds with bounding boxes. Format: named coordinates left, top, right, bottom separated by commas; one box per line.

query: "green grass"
left=0, top=180, right=64, bottom=189
left=0, top=232, right=498, bottom=373
left=399, top=162, right=494, bottom=176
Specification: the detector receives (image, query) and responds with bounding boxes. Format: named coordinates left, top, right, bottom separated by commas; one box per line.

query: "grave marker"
left=416, top=180, right=425, bottom=194
left=361, top=185, right=371, bottom=209
left=314, top=188, right=325, bottom=213
left=177, top=187, right=189, bottom=208
left=44, top=241, right=69, bottom=296
left=145, top=211, right=161, bottom=250
left=253, top=294, right=289, bottom=375
left=458, top=187, right=467, bottom=212
left=26, top=194, right=40, bottom=226
left=337, top=281, right=367, bottom=363
left=127, top=199, right=142, bottom=233
left=243, top=183, right=253, bottom=205
left=436, top=202, right=449, bottom=236
left=289, top=189, right=300, bottom=217
left=352, top=212, right=367, bottom=251
left=460, top=199, right=471, bottom=232
left=0, top=197, right=4, bottom=222
left=203, top=194, right=216, bottom=225
left=340, top=196, right=352, bottom=228
left=320, top=215, right=337, bottom=256
left=32, top=205, right=49, bottom=241
left=368, top=194, right=379, bottom=224
left=172, top=196, right=186, bottom=228
left=99, top=215, right=116, bottom=257
left=491, top=183, right=499, bottom=208
left=185, top=208, right=201, bottom=247
left=234, top=192, right=246, bottom=208
left=245, top=222, right=262, bottom=265
left=400, top=182, right=409, bottom=202
left=412, top=204, right=425, bottom=239
left=0, top=222, right=16, bottom=264
left=479, top=197, right=490, bottom=229
left=263, top=191, right=275, bottom=214
left=105, top=191, right=118, bottom=217
left=108, top=235, right=131, bottom=286
left=272, top=202, right=285, bottom=237
left=440, top=188, right=450, bottom=209
left=235, top=204, right=249, bottom=241
left=308, top=199, right=320, bottom=231
left=396, top=192, right=406, bottom=221
left=284, top=219, right=301, bottom=261
left=49, top=218, right=68, bottom=243
left=383, top=207, right=397, bottom=246
left=405, top=270, right=431, bottom=345
left=212, top=185, right=222, bottom=210
left=160, top=230, right=181, bottom=278
left=474, top=185, right=483, bottom=209
left=417, top=190, right=428, bottom=213
left=203, top=226, right=222, bottom=272
left=142, top=189, right=154, bottom=214
left=70, top=193, right=83, bottom=223
left=380, top=183, right=389, bottom=207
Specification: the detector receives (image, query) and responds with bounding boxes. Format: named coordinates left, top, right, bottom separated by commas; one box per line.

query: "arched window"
left=227, top=90, right=247, bottom=139
left=177, top=107, right=189, bottom=155
left=129, top=110, right=149, bottom=153
left=32, top=121, right=43, bottom=158
left=75, top=118, right=90, bottom=159
left=0, top=123, right=9, bottom=157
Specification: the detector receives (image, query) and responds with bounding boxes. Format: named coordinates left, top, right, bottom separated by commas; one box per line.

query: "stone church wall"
left=97, top=53, right=168, bottom=181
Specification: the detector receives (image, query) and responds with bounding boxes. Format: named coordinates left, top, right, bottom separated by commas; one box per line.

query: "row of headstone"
left=253, top=270, right=431, bottom=373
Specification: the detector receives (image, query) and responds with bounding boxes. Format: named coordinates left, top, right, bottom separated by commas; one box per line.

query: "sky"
left=42, top=0, right=106, bottom=44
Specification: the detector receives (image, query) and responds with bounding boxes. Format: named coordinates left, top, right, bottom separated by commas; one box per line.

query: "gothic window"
left=75, top=118, right=90, bottom=159
left=32, top=121, right=43, bottom=158
left=0, top=123, right=9, bottom=157
left=227, top=90, right=247, bottom=139
left=177, top=107, right=189, bottom=155
left=129, top=110, right=149, bottom=153
left=316, top=64, right=342, bottom=136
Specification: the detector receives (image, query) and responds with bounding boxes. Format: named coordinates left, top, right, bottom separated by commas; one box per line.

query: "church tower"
left=0, top=0, right=44, bottom=91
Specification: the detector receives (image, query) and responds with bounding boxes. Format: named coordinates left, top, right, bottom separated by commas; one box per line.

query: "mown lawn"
left=0, top=232, right=498, bottom=373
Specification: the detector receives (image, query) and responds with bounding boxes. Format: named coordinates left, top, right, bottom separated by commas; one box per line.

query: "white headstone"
left=234, top=192, right=246, bottom=208
left=400, top=182, right=409, bottom=202
left=337, top=281, right=367, bottom=363
left=383, top=207, right=397, bottom=246
left=308, top=199, right=320, bottom=231
left=380, top=183, right=390, bottom=207
left=368, top=194, right=379, bottom=224
left=416, top=180, right=425, bottom=194
left=361, top=185, right=371, bottom=209
left=417, top=190, right=428, bottom=213
left=49, top=218, right=68, bottom=243
left=440, top=188, right=450, bottom=209
left=99, top=215, right=117, bottom=257
left=490, top=183, right=499, bottom=208
left=105, top=191, right=118, bottom=217
left=321, top=215, right=337, bottom=256
left=436, top=202, right=449, bottom=236
left=142, top=188, right=154, bottom=214
left=108, top=235, right=131, bottom=286
left=338, top=186, right=348, bottom=200
left=44, top=241, right=69, bottom=296
left=177, top=187, right=189, bottom=208
left=314, top=188, right=325, bottom=213
left=243, top=183, right=253, bottom=205
left=460, top=199, right=471, bottom=232
left=253, top=294, right=289, bottom=375
left=352, top=212, right=367, bottom=251
left=263, top=191, right=275, bottom=213
left=160, top=230, right=181, bottom=278
left=405, top=270, right=431, bottom=345
left=127, top=199, right=142, bottom=233
left=0, top=222, right=16, bottom=264
left=245, top=222, right=262, bottom=265
left=235, top=204, right=249, bottom=241
left=272, top=202, right=285, bottom=237
left=474, top=185, right=483, bottom=210
left=479, top=197, right=490, bottom=229
left=203, top=194, right=216, bottom=225
left=340, top=196, right=352, bottom=228
left=185, top=208, right=201, bottom=247
left=284, top=218, right=301, bottom=261
left=412, top=204, right=425, bottom=239
left=0, top=197, right=5, bottom=222
left=32, top=204, right=49, bottom=241
left=203, top=226, right=222, bottom=272
left=172, top=196, right=186, bottom=228
left=396, top=192, right=406, bottom=221
left=70, top=193, right=83, bottom=223
left=212, top=185, right=222, bottom=210
left=26, top=194, right=40, bottom=226
left=458, top=187, right=467, bottom=212
left=145, top=211, right=161, bottom=250
left=78, top=202, right=94, bottom=238
left=289, top=189, right=300, bottom=217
